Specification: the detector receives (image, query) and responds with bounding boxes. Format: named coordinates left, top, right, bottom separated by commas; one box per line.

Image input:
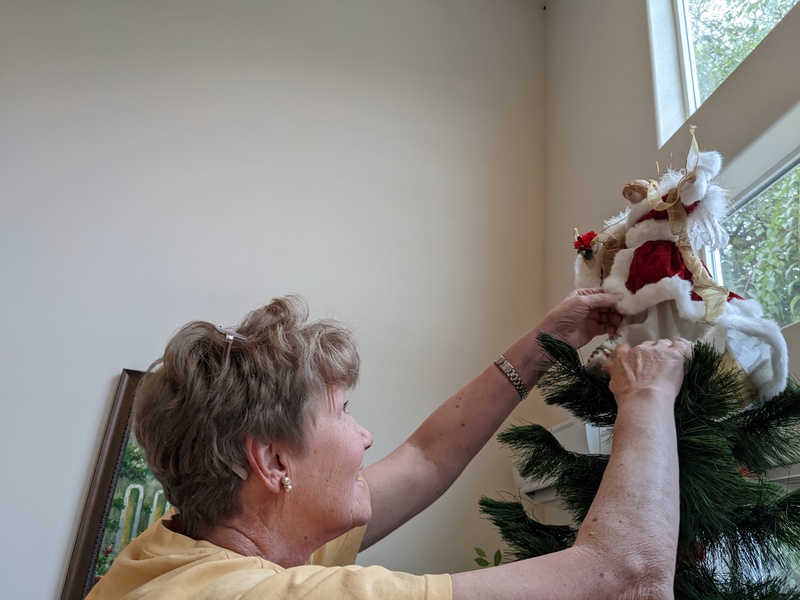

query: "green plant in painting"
left=94, top=435, right=165, bottom=580
left=120, top=441, right=150, bottom=482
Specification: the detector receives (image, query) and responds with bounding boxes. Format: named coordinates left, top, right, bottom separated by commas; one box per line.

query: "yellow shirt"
left=86, top=511, right=452, bottom=600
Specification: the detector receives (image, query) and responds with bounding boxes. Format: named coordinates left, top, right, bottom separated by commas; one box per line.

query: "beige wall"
left=0, top=1, right=546, bottom=597
left=2, top=1, right=797, bottom=598
left=537, top=0, right=664, bottom=426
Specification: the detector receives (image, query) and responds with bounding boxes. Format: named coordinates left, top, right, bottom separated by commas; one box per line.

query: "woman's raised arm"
left=450, top=339, right=688, bottom=599
left=361, top=289, right=622, bottom=549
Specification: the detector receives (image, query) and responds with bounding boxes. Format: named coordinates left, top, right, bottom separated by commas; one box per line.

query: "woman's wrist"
left=501, top=329, right=556, bottom=393
left=614, top=385, right=680, bottom=412
left=493, top=355, right=530, bottom=400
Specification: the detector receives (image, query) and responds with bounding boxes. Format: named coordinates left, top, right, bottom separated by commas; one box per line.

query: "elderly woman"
left=88, top=289, right=689, bottom=600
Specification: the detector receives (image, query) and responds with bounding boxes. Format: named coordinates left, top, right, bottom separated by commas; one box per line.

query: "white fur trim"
left=692, top=183, right=729, bottom=222
left=658, top=169, right=683, bottom=193
left=625, top=197, right=657, bottom=227
left=625, top=220, right=678, bottom=249
left=689, top=208, right=730, bottom=250
left=575, top=255, right=602, bottom=289
left=720, top=297, right=764, bottom=319
left=602, top=247, right=707, bottom=317
left=605, top=209, right=630, bottom=231
left=709, top=312, right=788, bottom=400
left=686, top=184, right=730, bottom=249
left=682, top=151, right=723, bottom=205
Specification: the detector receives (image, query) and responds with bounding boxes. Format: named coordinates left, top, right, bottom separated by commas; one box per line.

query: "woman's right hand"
left=605, top=338, right=692, bottom=405
left=452, top=337, right=690, bottom=600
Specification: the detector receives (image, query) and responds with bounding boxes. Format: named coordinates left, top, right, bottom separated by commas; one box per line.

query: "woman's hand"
left=605, top=338, right=692, bottom=404
left=537, top=288, right=623, bottom=349
left=452, top=337, right=688, bottom=599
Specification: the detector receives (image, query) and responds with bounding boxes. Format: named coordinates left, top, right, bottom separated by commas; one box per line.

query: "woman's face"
left=288, top=385, right=373, bottom=540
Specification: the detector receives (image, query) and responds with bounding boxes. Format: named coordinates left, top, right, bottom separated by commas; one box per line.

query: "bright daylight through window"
left=680, top=0, right=799, bottom=109
left=674, top=0, right=800, bottom=327
left=720, top=161, right=800, bottom=327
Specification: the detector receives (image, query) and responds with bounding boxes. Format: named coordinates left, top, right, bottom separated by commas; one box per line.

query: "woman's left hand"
left=537, top=288, right=622, bottom=349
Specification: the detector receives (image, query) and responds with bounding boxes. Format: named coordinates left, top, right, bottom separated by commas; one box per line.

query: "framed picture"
left=61, top=369, right=170, bottom=599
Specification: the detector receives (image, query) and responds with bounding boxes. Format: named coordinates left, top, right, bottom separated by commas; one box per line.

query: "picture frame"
left=61, top=368, right=160, bottom=599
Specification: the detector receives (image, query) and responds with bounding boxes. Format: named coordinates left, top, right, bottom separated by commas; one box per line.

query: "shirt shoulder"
left=243, top=565, right=452, bottom=600
left=88, top=505, right=452, bottom=600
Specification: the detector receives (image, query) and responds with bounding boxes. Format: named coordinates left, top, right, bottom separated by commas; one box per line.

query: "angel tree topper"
left=576, top=132, right=788, bottom=402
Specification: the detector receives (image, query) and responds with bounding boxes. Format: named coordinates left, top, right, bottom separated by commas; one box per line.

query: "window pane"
left=720, top=161, right=800, bottom=327
left=685, top=0, right=799, bottom=105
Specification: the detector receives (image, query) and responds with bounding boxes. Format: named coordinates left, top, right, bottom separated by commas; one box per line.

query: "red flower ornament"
left=573, top=230, right=597, bottom=259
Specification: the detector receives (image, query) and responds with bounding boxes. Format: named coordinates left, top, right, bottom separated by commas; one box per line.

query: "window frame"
left=647, top=0, right=800, bottom=153
left=672, top=0, right=702, bottom=115
left=646, top=0, right=800, bottom=329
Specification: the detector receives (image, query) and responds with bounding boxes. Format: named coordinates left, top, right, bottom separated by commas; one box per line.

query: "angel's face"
left=623, top=189, right=645, bottom=204
left=622, top=180, right=649, bottom=204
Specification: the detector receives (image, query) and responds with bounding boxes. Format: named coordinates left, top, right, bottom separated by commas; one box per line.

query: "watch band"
left=494, top=355, right=530, bottom=400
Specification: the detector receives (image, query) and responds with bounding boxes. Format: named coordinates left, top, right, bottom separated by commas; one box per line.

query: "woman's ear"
left=244, top=436, right=288, bottom=495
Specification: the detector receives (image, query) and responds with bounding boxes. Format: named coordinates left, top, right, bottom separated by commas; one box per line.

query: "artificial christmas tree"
left=481, top=335, right=800, bottom=599
left=480, top=134, right=800, bottom=598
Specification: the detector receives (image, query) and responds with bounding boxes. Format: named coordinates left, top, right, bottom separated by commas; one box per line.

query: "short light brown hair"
left=133, top=295, right=360, bottom=538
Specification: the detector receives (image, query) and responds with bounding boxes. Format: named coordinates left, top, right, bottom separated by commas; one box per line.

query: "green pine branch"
left=554, top=453, right=609, bottom=523
left=674, top=560, right=800, bottom=600
left=497, top=423, right=572, bottom=484
left=496, top=422, right=608, bottom=523
left=677, top=342, right=744, bottom=422
left=729, top=380, right=800, bottom=473
left=478, top=497, right=576, bottom=561
left=536, top=333, right=618, bottom=427
left=483, top=336, right=800, bottom=597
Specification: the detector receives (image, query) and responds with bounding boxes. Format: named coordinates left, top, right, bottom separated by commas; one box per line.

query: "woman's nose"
left=362, top=425, right=374, bottom=450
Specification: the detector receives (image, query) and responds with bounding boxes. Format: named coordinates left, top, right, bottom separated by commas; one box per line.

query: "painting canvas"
left=61, top=369, right=170, bottom=599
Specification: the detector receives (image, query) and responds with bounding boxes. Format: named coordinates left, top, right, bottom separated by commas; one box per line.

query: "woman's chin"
left=353, top=497, right=372, bottom=527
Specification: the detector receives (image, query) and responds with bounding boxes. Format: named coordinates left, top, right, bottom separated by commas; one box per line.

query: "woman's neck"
left=204, top=510, right=317, bottom=568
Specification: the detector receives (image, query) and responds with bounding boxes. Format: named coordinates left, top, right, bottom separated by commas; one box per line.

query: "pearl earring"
left=280, top=475, right=293, bottom=492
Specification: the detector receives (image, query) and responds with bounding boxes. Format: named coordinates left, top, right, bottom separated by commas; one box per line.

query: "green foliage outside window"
left=721, top=162, right=800, bottom=327
left=682, top=0, right=799, bottom=327
left=685, top=0, right=799, bottom=104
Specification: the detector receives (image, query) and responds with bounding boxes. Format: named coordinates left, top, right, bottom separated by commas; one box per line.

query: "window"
left=647, top=0, right=799, bottom=145
left=648, top=0, right=800, bottom=586
left=677, top=0, right=799, bottom=112
left=650, top=1, right=800, bottom=327
left=719, top=158, right=800, bottom=327
left=648, top=1, right=800, bottom=328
